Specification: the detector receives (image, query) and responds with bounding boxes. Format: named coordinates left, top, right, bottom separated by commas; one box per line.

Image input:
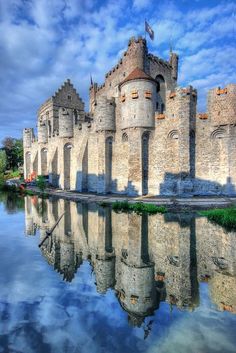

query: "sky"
left=0, top=0, right=235, bottom=142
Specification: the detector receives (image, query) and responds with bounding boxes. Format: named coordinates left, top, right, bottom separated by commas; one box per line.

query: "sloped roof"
left=120, top=67, right=156, bottom=86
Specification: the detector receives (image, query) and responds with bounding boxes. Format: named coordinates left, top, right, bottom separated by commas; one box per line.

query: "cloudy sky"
left=0, top=0, right=235, bottom=142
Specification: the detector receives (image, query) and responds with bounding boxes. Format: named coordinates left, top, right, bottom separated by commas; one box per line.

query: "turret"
left=59, top=107, right=74, bottom=138
left=93, top=95, right=115, bottom=132
left=59, top=242, right=76, bottom=282
left=94, top=255, right=115, bottom=294
left=118, top=260, right=156, bottom=318
left=120, top=67, right=157, bottom=129
left=207, top=84, right=236, bottom=125
left=125, top=36, right=147, bottom=71
left=89, top=82, right=98, bottom=114
left=169, top=52, right=179, bottom=81
left=38, top=122, right=48, bottom=144
left=23, top=128, right=34, bottom=148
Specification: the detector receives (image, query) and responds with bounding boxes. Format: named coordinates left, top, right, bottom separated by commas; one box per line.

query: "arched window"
left=74, top=109, right=78, bottom=125
left=64, top=143, right=73, bottom=190
left=25, top=152, right=31, bottom=178
left=155, top=75, right=166, bottom=113
left=168, top=130, right=179, bottom=140
left=48, top=120, right=52, bottom=137
left=105, top=137, right=113, bottom=193
left=142, top=132, right=150, bottom=195
left=41, top=148, right=48, bottom=175
left=122, top=132, right=128, bottom=142
left=211, top=128, right=226, bottom=139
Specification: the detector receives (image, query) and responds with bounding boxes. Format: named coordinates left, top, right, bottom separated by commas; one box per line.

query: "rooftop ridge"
left=120, top=67, right=156, bottom=86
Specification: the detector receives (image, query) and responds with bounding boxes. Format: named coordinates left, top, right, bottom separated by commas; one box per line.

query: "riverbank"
left=25, top=186, right=236, bottom=211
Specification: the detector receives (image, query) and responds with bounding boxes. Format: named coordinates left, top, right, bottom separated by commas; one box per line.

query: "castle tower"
left=38, top=121, right=48, bottom=144
left=119, top=68, right=157, bottom=195
left=124, top=36, right=147, bottom=72
left=93, top=95, right=116, bottom=132
left=23, top=128, right=34, bottom=148
left=120, top=67, right=156, bottom=129
left=59, top=107, right=74, bottom=138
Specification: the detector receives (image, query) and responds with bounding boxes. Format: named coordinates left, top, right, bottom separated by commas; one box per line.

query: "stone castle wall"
left=23, top=36, right=236, bottom=196
left=24, top=197, right=236, bottom=316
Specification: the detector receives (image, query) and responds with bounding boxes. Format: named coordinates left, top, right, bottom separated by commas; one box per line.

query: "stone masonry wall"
left=23, top=36, right=236, bottom=196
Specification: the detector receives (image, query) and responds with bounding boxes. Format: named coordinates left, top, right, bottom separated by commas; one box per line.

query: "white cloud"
left=0, top=0, right=235, bottom=141
left=133, top=0, right=151, bottom=10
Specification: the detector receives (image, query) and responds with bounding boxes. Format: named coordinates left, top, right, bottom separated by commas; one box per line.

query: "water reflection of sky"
left=0, top=201, right=236, bottom=353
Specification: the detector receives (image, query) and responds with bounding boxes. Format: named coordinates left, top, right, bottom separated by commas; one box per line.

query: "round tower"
left=93, top=95, right=115, bottom=132
left=23, top=128, right=34, bottom=148
left=59, top=107, right=74, bottom=138
left=120, top=68, right=157, bottom=129
left=38, top=122, right=48, bottom=144
left=94, top=255, right=115, bottom=294
left=60, top=242, right=76, bottom=282
left=118, top=260, right=157, bottom=316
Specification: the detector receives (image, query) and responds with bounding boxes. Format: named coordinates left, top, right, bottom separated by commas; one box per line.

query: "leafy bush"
left=36, top=175, right=46, bottom=192
left=0, top=173, right=5, bottom=190
left=0, top=150, right=7, bottom=174
left=199, top=207, right=236, bottom=230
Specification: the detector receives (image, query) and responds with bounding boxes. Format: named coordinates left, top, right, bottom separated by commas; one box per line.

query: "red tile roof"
left=120, top=67, right=156, bottom=86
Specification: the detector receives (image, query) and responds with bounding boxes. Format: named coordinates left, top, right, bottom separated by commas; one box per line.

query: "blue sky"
left=0, top=0, right=235, bottom=142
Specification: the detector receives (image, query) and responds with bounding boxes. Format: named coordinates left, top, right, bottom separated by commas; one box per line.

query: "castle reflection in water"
left=25, top=196, right=236, bottom=326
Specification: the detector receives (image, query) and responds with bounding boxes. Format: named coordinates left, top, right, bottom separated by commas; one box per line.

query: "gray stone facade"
left=25, top=197, right=236, bottom=320
left=23, top=36, right=236, bottom=196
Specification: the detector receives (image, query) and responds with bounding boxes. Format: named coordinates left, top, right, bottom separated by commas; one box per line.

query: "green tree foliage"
left=2, top=137, right=23, bottom=171
left=0, top=150, right=7, bottom=173
left=36, top=175, right=46, bottom=192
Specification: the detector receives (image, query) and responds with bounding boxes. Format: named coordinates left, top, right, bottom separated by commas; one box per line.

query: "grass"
left=98, top=201, right=109, bottom=207
left=199, top=207, right=236, bottom=230
left=112, top=201, right=166, bottom=214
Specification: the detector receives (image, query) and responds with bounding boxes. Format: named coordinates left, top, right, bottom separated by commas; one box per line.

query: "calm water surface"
left=0, top=193, right=236, bottom=353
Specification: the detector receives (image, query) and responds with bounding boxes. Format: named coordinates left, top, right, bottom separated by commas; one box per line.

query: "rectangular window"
left=120, top=94, right=126, bottom=102
left=144, top=90, right=152, bottom=99
left=131, top=90, right=138, bottom=99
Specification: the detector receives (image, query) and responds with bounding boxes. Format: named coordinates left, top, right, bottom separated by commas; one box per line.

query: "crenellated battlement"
left=207, top=84, right=236, bottom=125
left=23, top=35, right=236, bottom=197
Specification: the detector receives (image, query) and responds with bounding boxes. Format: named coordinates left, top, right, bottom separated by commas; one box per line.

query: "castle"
left=24, top=196, right=236, bottom=323
left=23, top=36, right=236, bottom=196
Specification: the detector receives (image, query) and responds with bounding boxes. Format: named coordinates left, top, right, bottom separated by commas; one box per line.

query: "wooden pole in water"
left=38, top=212, right=65, bottom=248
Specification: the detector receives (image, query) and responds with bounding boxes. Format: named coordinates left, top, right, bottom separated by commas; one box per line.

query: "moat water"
left=0, top=192, right=236, bottom=353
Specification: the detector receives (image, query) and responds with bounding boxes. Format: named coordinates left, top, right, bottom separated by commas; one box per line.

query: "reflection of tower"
left=59, top=241, right=76, bottom=282
left=196, top=216, right=236, bottom=313
left=153, top=214, right=199, bottom=311
left=24, top=196, right=36, bottom=235
left=93, top=207, right=115, bottom=294
left=210, top=272, right=236, bottom=314
left=166, top=217, right=199, bottom=310
left=117, top=213, right=157, bottom=326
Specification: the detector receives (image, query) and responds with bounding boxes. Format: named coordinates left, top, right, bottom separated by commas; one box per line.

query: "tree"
left=2, top=137, right=23, bottom=170
left=0, top=150, right=7, bottom=173
left=36, top=175, right=46, bottom=192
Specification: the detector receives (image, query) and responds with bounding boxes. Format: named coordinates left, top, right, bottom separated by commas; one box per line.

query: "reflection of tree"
left=0, top=191, right=24, bottom=213
left=35, top=198, right=48, bottom=220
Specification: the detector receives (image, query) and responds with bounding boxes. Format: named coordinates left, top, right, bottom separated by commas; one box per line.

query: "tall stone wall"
left=195, top=84, right=236, bottom=195
left=23, top=36, right=236, bottom=196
